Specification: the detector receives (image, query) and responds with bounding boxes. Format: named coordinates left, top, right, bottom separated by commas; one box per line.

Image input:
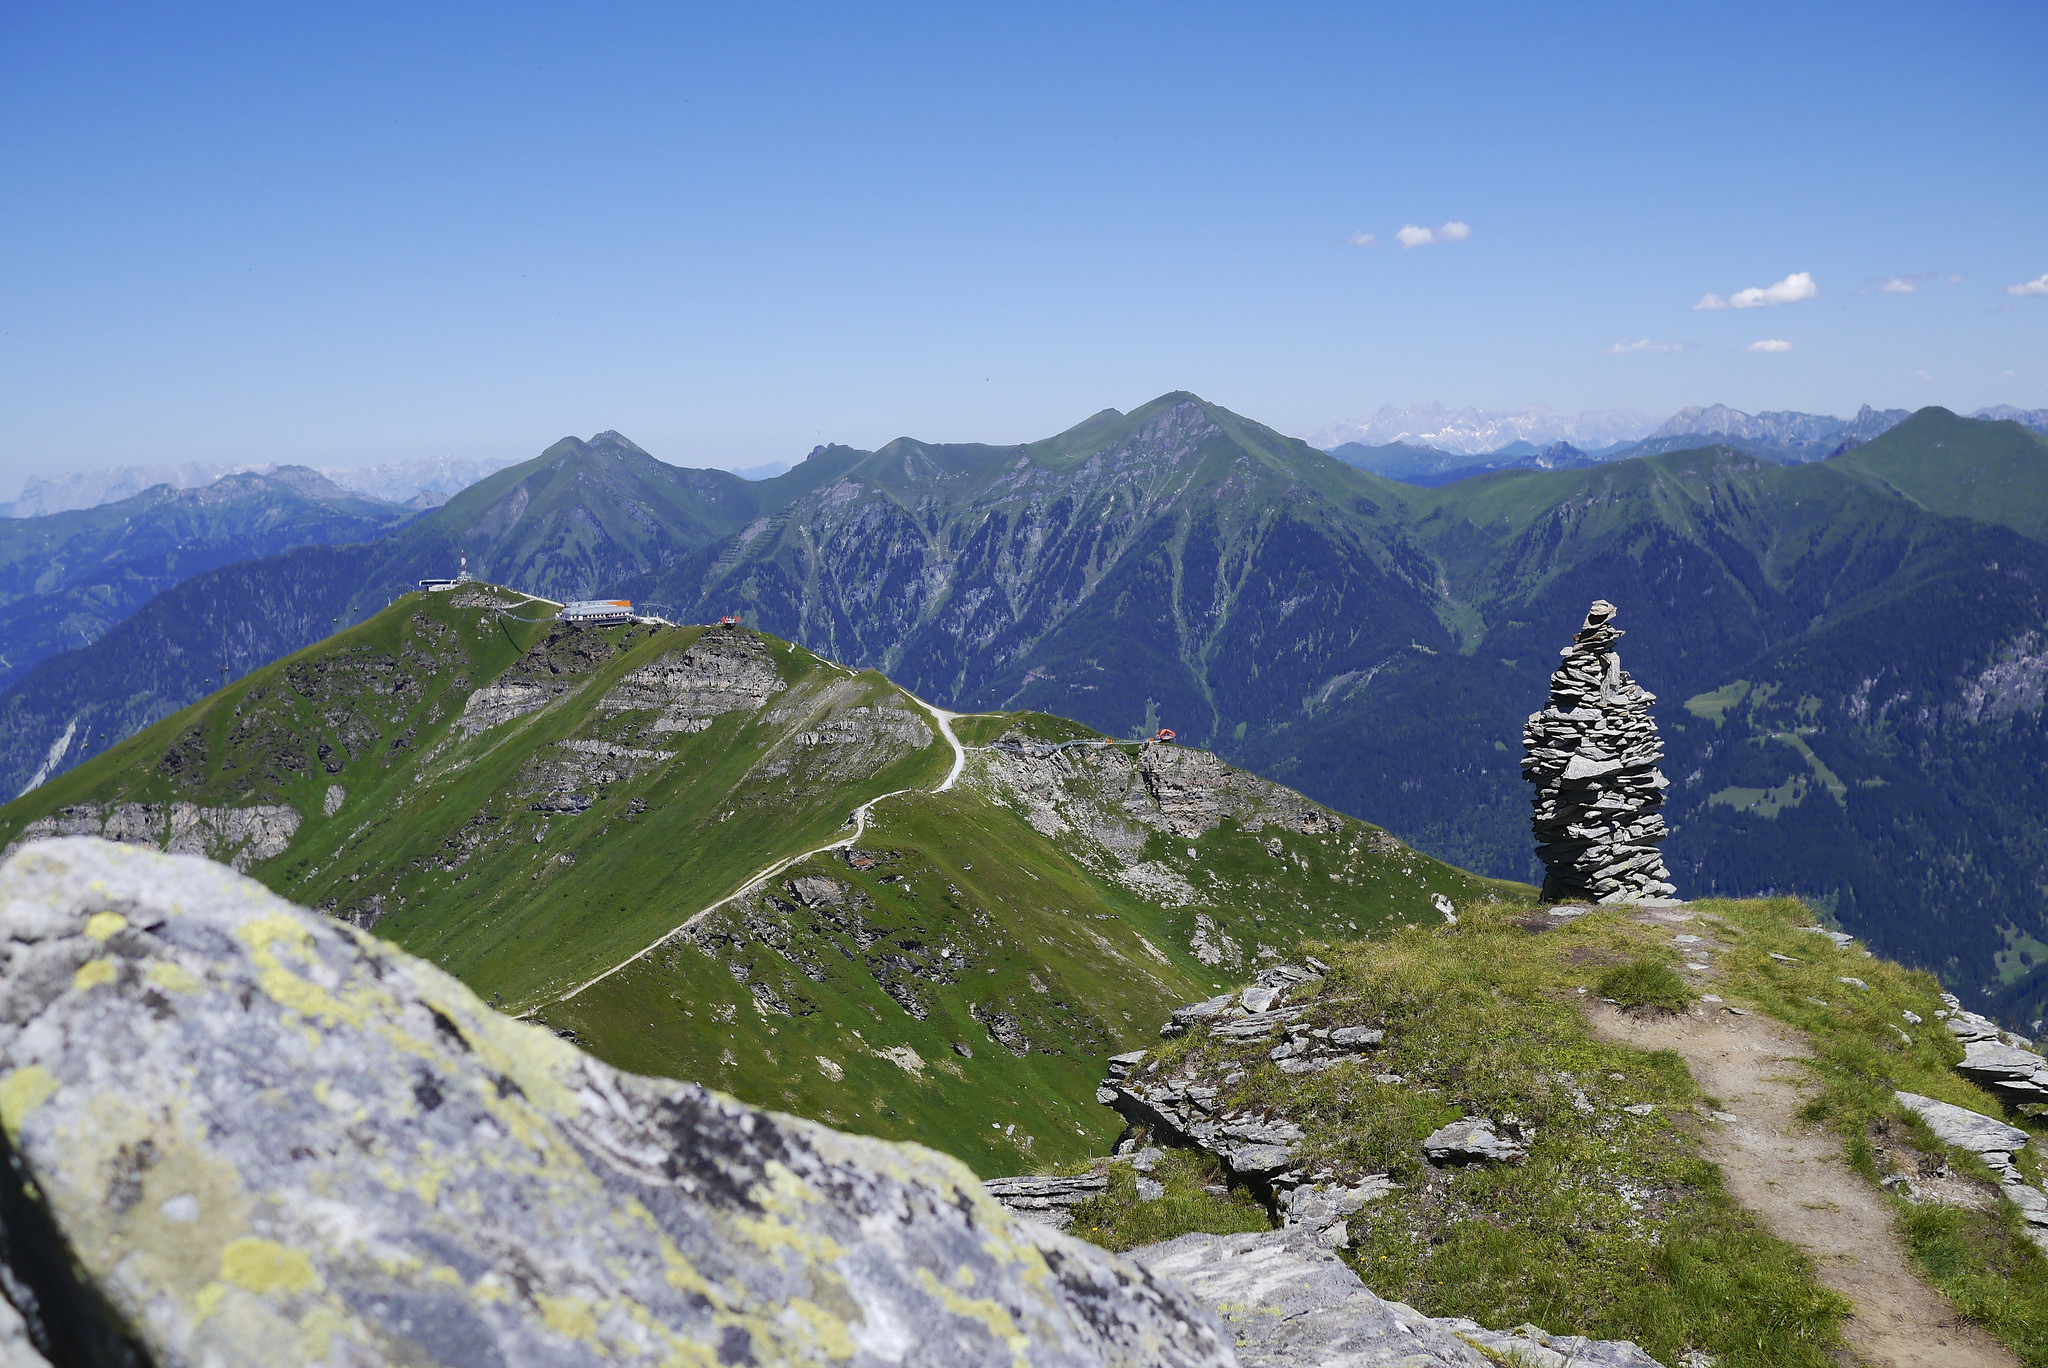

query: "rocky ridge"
left=1521, top=601, right=1674, bottom=903
left=989, top=959, right=1670, bottom=1368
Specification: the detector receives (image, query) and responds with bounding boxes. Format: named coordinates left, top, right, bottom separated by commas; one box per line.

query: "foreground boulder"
left=0, top=838, right=1231, bottom=1368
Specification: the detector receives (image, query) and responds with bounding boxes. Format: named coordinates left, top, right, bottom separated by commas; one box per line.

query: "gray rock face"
left=1276, top=1178, right=1397, bottom=1249
left=2, top=799, right=302, bottom=872
left=598, top=632, right=786, bottom=733
left=1130, top=1228, right=1665, bottom=1368
left=0, top=838, right=1233, bottom=1368
left=1956, top=1040, right=2048, bottom=1101
left=1521, top=601, right=1675, bottom=904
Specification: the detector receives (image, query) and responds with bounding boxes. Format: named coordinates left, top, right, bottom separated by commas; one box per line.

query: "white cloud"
left=2009, top=273, right=2048, bottom=297
left=1348, top=231, right=1377, bottom=247
left=1603, top=337, right=1698, bottom=355
left=1947, top=274, right=1963, bottom=284
left=1397, top=221, right=1471, bottom=248
left=1694, top=271, right=1818, bottom=310
left=1743, top=339, right=1793, bottom=353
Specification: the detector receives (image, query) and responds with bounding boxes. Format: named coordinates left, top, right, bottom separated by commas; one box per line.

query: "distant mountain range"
left=7, top=397, right=2048, bottom=1027
left=0, top=467, right=416, bottom=698
left=0, top=453, right=526, bottom=518
left=1319, top=402, right=2048, bottom=486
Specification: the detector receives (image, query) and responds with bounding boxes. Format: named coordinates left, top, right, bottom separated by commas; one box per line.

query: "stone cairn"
left=1521, top=599, right=1676, bottom=903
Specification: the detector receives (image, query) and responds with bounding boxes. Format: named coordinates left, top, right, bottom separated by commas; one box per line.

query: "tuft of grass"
left=1598, top=958, right=1694, bottom=1012
left=1065, top=1150, right=1270, bottom=1252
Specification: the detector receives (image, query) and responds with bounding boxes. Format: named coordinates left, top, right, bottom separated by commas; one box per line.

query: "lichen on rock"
left=0, top=837, right=1233, bottom=1367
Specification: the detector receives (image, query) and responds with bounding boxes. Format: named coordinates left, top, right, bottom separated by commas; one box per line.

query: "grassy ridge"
left=544, top=738, right=1512, bottom=1173
left=1061, top=891, right=2048, bottom=1364
left=0, top=593, right=1511, bottom=1172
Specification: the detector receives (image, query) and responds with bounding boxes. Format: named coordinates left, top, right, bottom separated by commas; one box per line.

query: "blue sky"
left=2, top=1, right=2043, bottom=487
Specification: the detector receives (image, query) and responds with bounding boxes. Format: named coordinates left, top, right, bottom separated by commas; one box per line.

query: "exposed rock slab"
left=599, top=633, right=785, bottom=733
left=1422, top=1117, right=1529, bottom=1166
left=1131, top=1228, right=1665, bottom=1368
left=1895, top=1091, right=2030, bottom=1154
left=0, top=838, right=1233, bottom=1368
left=1895, top=1091, right=2048, bottom=1246
left=981, top=1176, right=1110, bottom=1231
left=1956, top=1040, right=2048, bottom=1101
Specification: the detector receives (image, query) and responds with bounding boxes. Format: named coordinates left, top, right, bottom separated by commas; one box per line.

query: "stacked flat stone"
left=1522, top=600, right=1676, bottom=903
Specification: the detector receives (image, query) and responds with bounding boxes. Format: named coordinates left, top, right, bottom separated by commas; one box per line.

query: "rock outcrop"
left=0, top=838, right=1234, bottom=1368
left=1422, top=1117, right=1530, bottom=1167
left=1, top=800, right=300, bottom=871
left=979, top=1175, right=1111, bottom=1232
left=599, top=632, right=786, bottom=735
left=1521, top=601, right=1675, bottom=903
left=1895, top=1091, right=2048, bottom=1251
left=1938, top=996, right=2048, bottom=1102
left=1133, top=1228, right=1664, bottom=1368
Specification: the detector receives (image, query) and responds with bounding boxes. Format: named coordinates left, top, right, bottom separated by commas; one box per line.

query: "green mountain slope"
left=0, top=432, right=778, bottom=798
left=666, top=392, right=1445, bottom=752
left=1833, top=406, right=2048, bottom=542
left=0, top=585, right=1509, bottom=1171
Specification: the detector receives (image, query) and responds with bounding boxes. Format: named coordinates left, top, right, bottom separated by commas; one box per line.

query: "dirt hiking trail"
left=1588, top=998, right=2017, bottom=1368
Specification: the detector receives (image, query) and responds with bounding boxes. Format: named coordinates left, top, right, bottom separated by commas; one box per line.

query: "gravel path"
left=1586, top=999, right=2018, bottom=1368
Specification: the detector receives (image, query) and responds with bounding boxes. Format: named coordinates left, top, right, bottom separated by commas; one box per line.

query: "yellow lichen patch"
left=299, top=1304, right=349, bottom=1358
left=50, top=1094, right=252, bottom=1302
left=914, top=1268, right=1031, bottom=1365
left=194, top=1281, right=229, bottom=1324
left=219, top=1237, right=320, bottom=1295
left=732, top=1162, right=850, bottom=1265
left=72, top=958, right=117, bottom=992
left=783, top=1299, right=856, bottom=1360
left=0, top=1066, right=58, bottom=1140
left=235, top=914, right=379, bottom=1029
left=145, top=960, right=202, bottom=994
left=658, top=1236, right=725, bottom=1305
left=461, top=1006, right=582, bottom=1119
left=537, top=1292, right=601, bottom=1345
left=85, top=911, right=128, bottom=941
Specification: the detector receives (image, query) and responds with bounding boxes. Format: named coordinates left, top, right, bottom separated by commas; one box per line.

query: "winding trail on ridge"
left=539, top=693, right=968, bottom=1011
left=1586, top=998, right=2018, bottom=1368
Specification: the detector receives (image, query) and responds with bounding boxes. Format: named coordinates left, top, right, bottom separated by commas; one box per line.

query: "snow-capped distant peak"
left=1306, top=404, right=1663, bottom=455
